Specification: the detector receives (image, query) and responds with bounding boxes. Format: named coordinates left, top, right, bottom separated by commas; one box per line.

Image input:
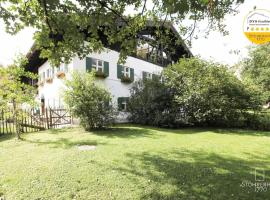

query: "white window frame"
left=121, top=99, right=127, bottom=111
left=46, top=69, right=51, bottom=78
left=92, top=58, right=104, bottom=72
left=64, top=64, right=68, bottom=73
left=51, top=67, right=54, bottom=77
left=122, top=66, right=130, bottom=78
left=146, top=72, right=152, bottom=79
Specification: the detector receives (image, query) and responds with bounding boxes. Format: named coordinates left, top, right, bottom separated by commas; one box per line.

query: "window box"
left=56, top=71, right=65, bottom=79
left=46, top=77, right=53, bottom=83
left=94, top=70, right=108, bottom=78
left=121, top=76, right=133, bottom=83
left=38, top=81, right=44, bottom=87
left=117, top=65, right=134, bottom=83
left=86, top=57, right=109, bottom=78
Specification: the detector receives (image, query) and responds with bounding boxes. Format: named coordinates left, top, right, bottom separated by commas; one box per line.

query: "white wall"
left=38, top=62, right=72, bottom=108
left=38, top=48, right=164, bottom=120
left=72, top=49, right=163, bottom=104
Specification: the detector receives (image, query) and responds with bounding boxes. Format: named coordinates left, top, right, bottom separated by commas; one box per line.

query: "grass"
left=1, top=125, right=270, bottom=199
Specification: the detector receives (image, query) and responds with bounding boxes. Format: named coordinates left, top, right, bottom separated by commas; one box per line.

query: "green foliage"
left=0, top=56, right=38, bottom=138
left=63, top=72, right=115, bottom=130
left=164, top=57, right=263, bottom=127
left=0, top=0, right=244, bottom=65
left=128, top=57, right=265, bottom=129
left=1, top=125, right=270, bottom=199
left=127, top=78, right=179, bottom=127
left=245, top=112, right=270, bottom=131
left=241, top=43, right=270, bottom=102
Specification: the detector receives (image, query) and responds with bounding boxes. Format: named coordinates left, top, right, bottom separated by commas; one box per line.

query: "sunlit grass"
left=0, top=125, right=270, bottom=199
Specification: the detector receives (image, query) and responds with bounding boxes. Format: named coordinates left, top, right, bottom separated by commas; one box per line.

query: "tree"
left=128, top=57, right=263, bottom=128
left=0, top=58, right=37, bottom=139
left=0, top=0, right=244, bottom=65
left=241, top=43, right=270, bottom=103
left=127, top=78, right=180, bottom=127
left=63, top=72, right=115, bottom=130
left=164, top=57, right=263, bottom=127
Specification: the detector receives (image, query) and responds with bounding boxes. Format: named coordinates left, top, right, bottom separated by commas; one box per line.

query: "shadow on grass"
left=47, top=127, right=76, bottom=134
left=120, top=124, right=270, bottom=137
left=0, top=134, right=14, bottom=142
left=213, top=128, right=270, bottom=137
left=22, top=137, right=102, bottom=149
left=90, top=125, right=157, bottom=139
left=112, top=150, right=270, bottom=200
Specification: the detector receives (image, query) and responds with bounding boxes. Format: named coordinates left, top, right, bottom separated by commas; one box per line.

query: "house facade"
left=37, top=49, right=164, bottom=117
left=26, top=21, right=191, bottom=121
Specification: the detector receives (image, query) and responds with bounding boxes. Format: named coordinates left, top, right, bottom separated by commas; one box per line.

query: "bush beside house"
left=128, top=57, right=267, bottom=130
left=64, top=72, right=115, bottom=130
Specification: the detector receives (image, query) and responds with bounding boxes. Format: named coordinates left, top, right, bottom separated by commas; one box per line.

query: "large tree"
left=241, top=43, right=270, bottom=102
left=0, top=0, right=244, bottom=65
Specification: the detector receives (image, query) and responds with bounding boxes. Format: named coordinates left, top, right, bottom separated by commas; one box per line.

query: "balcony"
left=135, top=48, right=172, bottom=67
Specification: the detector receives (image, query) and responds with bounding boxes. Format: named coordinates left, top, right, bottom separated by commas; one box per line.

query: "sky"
left=0, top=0, right=269, bottom=66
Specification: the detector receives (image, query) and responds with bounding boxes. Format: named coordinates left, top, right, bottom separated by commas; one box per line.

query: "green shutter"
left=117, top=64, right=123, bottom=79
left=86, top=57, right=92, bottom=72
left=130, top=68, right=134, bottom=82
left=152, top=74, right=159, bottom=81
left=104, top=100, right=110, bottom=108
left=125, top=97, right=129, bottom=111
left=118, top=97, right=123, bottom=111
left=104, top=61, right=109, bottom=77
left=142, top=71, right=147, bottom=81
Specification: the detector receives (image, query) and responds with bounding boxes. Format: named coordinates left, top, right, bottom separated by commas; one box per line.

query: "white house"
left=37, top=49, right=164, bottom=117
left=25, top=22, right=191, bottom=121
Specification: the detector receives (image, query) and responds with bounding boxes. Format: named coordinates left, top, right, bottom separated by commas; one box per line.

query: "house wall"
left=37, top=48, right=164, bottom=121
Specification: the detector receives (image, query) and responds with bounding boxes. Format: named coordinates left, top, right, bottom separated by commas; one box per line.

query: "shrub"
left=163, top=57, right=264, bottom=128
left=127, top=78, right=182, bottom=127
left=245, top=112, right=270, bottom=131
left=63, top=72, right=115, bottom=130
left=128, top=57, right=266, bottom=129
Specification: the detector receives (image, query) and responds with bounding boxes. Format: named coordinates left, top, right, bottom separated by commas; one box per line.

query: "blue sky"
left=0, top=0, right=269, bottom=66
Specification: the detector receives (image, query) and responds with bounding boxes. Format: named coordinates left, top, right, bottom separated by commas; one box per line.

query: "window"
left=46, top=69, right=51, bottom=78
left=122, top=66, right=130, bottom=77
left=146, top=72, right=152, bottom=79
left=51, top=67, right=54, bottom=77
left=118, top=97, right=129, bottom=111
left=142, top=71, right=153, bottom=80
left=92, top=58, right=104, bottom=72
left=64, top=64, right=68, bottom=73
left=42, top=72, right=45, bottom=80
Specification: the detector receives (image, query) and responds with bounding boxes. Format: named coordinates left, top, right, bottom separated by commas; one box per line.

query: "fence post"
left=0, top=110, right=3, bottom=134
left=45, top=108, right=49, bottom=129
left=49, top=108, right=53, bottom=129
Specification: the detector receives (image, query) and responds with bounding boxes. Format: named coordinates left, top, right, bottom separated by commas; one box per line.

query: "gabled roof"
left=25, top=20, right=192, bottom=73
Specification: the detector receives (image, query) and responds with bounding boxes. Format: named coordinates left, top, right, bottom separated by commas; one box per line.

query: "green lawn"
left=1, top=125, right=270, bottom=199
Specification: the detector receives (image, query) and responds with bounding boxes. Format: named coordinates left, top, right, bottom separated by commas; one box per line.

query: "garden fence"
left=0, top=108, right=72, bottom=135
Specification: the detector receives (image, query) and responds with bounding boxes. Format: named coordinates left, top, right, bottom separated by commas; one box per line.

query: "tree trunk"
left=12, top=100, right=21, bottom=140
